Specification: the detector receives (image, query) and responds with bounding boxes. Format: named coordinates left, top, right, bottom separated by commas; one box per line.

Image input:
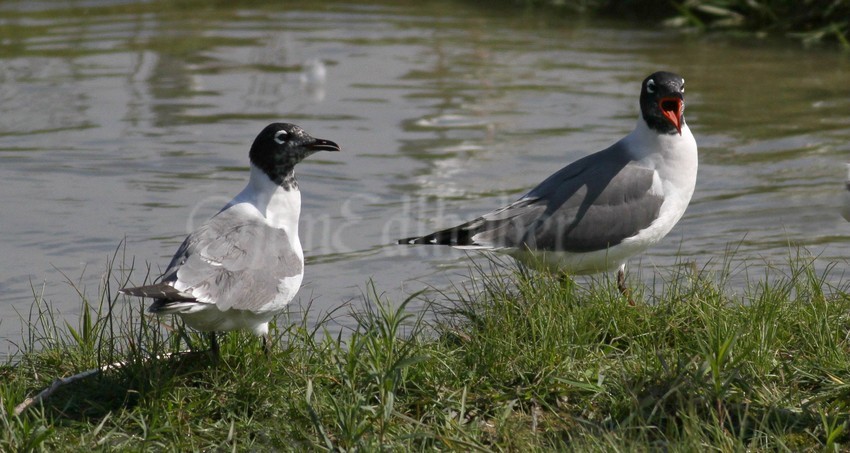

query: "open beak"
left=308, top=138, right=341, bottom=152
left=658, top=96, right=684, bottom=135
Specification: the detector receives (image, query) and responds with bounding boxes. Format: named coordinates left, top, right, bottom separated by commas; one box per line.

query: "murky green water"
left=2, top=0, right=849, bottom=357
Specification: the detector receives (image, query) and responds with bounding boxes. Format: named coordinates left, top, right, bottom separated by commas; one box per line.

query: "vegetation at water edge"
left=509, top=0, right=850, bottom=48
left=1, top=252, right=849, bottom=451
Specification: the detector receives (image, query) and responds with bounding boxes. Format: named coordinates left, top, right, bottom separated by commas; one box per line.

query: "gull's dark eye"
left=646, top=79, right=655, bottom=94
left=274, top=130, right=288, bottom=144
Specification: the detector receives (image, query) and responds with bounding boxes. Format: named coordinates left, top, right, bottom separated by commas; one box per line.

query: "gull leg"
left=262, top=334, right=273, bottom=356
left=617, top=265, right=635, bottom=306
left=209, top=332, right=220, bottom=357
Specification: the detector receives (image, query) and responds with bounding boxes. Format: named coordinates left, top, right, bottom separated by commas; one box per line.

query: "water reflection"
left=842, top=164, right=850, bottom=222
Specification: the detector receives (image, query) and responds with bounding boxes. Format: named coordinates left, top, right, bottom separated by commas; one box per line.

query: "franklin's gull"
left=399, top=71, right=698, bottom=299
left=120, top=123, right=340, bottom=353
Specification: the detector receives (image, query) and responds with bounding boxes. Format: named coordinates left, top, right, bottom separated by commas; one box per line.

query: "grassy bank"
left=511, top=0, right=850, bottom=49
left=2, top=254, right=850, bottom=451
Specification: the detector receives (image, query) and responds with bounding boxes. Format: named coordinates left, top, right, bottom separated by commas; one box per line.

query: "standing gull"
left=120, top=123, right=340, bottom=353
left=399, top=71, right=698, bottom=299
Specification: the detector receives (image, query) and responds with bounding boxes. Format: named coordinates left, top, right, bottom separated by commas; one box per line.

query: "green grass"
left=2, top=251, right=850, bottom=451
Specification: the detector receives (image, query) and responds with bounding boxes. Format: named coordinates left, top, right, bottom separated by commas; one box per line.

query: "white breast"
left=621, top=119, right=698, bottom=248
left=228, top=164, right=305, bottom=310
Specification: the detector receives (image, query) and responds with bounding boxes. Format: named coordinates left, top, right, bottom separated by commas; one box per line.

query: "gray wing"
left=159, top=206, right=303, bottom=311
left=405, top=143, right=664, bottom=253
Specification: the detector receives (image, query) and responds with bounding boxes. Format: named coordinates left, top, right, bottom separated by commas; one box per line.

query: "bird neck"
left=625, top=115, right=695, bottom=161
left=247, top=153, right=299, bottom=189
left=247, top=162, right=298, bottom=190
left=267, top=166, right=298, bottom=190
left=237, top=165, right=302, bottom=229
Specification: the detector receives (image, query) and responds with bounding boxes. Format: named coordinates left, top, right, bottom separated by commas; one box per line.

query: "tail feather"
left=119, top=283, right=195, bottom=302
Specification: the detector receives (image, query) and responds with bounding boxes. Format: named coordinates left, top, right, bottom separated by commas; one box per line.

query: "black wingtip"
left=119, top=283, right=196, bottom=302
left=396, top=227, right=475, bottom=246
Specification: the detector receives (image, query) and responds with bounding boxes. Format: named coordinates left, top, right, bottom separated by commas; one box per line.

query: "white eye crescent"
left=646, top=79, right=655, bottom=94
left=274, top=130, right=288, bottom=144
left=681, top=78, right=685, bottom=92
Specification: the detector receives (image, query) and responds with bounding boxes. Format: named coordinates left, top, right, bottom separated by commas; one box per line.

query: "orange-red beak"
left=658, top=97, right=684, bottom=135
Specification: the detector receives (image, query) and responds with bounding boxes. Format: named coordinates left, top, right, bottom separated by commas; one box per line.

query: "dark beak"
left=308, top=138, right=341, bottom=152
left=658, top=96, right=684, bottom=135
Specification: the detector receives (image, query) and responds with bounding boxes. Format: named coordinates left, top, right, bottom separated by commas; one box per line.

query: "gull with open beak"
left=399, top=71, right=697, bottom=301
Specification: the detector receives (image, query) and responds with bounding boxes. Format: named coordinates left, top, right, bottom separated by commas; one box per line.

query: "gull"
left=120, top=123, right=340, bottom=353
left=399, top=71, right=698, bottom=300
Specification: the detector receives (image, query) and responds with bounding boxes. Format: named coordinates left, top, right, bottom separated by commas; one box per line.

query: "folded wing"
left=132, top=206, right=303, bottom=312
left=401, top=143, right=665, bottom=253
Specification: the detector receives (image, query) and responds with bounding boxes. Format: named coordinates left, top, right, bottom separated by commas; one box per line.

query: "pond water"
left=2, top=0, right=849, bottom=358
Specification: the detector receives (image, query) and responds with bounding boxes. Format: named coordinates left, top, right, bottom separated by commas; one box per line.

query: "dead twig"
left=14, top=351, right=187, bottom=416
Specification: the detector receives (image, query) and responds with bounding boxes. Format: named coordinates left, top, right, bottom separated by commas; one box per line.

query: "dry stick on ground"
left=14, top=243, right=203, bottom=416
left=13, top=351, right=188, bottom=416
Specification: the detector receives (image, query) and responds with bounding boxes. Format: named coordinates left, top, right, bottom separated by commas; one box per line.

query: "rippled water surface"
left=2, top=0, right=849, bottom=357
